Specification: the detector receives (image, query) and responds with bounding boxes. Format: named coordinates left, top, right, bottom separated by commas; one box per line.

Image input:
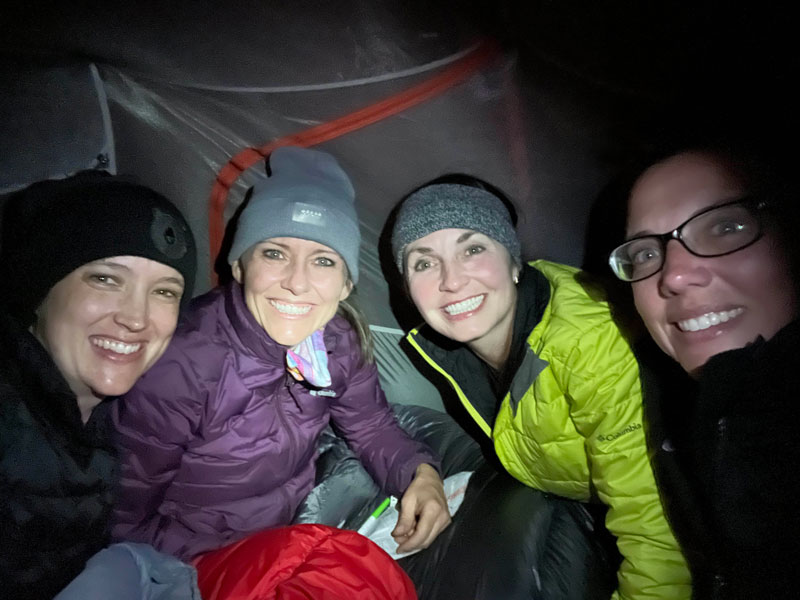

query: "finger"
left=391, top=499, right=417, bottom=538
left=409, top=501, right=453, bottom=552
left=396, top=502, right=439, bottom=553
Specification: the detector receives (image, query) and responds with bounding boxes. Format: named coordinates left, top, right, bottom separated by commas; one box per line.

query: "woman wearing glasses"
left=608, top=145, right=799, bottom=599
left=390, top=175, right=690, bottom=600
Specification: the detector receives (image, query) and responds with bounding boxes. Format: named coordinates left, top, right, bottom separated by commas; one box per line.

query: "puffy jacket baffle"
left=112, top=281, right=439, bottom=561
left=406, top=260, right=690, bottom=600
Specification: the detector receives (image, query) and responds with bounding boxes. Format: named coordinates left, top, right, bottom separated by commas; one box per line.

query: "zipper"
left=406, top=329, right=492, bottom=438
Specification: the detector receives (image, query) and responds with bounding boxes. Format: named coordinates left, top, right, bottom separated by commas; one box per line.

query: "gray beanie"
left=228, top=146, right=361, bottom=283
left=391, top=183, right=521, bottom=273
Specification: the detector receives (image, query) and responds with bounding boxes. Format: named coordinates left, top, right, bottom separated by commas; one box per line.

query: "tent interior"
left=1, top=0, right=796, bottom=414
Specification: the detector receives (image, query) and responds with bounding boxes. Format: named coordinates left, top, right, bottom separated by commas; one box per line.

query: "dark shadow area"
left=213, top=180, right=256, bottom=285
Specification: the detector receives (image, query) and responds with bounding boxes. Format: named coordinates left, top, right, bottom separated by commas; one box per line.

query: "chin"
left=269, top=331, right=308, bottom=347
left=89, top=375, right=142, bottom=398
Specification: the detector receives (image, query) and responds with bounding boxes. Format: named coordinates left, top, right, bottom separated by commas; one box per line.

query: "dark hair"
left=338, top=297, right=374, bottom=365
left=336, top=262, right=374, bottom=365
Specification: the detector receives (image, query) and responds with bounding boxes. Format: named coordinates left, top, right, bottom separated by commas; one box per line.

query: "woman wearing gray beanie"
left=391, top=175, right=690, bottom=600
left=112, top=146, right=449, bottom=599
left=0, top=169, right=199, bottom=600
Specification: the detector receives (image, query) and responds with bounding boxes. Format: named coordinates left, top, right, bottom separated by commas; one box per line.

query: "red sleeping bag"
left=194, top=524, right=418, bottom=600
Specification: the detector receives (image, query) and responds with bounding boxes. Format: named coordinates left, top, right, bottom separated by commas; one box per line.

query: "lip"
left=441, top=294, right=485, bottom=321
left=667, top=308, right=746, bottom=347
left=270, top=298, right=313, bottom=318
left=89, top=335, right=145, bottom=363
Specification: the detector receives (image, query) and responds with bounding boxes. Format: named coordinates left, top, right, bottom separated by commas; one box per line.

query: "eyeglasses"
left=608, top=198, right=767, bottom=282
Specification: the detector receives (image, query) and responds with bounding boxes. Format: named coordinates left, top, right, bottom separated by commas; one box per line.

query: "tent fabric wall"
left=3, top=1, right=792, bottom=410
left=2, top=3, right=635, bottom=412
left=0, top=63, right=114, bottom=192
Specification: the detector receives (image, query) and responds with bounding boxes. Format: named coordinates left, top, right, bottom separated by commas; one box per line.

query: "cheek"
left=471, top=254, right=513, bottom=281
left=631, top=282, right=662, bottom=328
left=242, top=262, right=282, bottom=291
left=407, top=276, right=437, bottom=310
left=735, top=248, right=797, bottom=321
left=152, top=305, right=180, bottom=337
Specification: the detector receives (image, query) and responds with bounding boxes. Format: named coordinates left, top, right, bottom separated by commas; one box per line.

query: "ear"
left=232, top=259, right=244, bottom=284
left=339, top=279, right=353, bottom=302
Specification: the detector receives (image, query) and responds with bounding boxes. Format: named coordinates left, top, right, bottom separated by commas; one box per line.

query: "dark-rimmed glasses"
left=608, top=198, right=767, bottom=282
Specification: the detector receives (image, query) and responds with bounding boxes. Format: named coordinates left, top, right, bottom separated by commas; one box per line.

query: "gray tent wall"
left=0, top=2, right=650, bottom=412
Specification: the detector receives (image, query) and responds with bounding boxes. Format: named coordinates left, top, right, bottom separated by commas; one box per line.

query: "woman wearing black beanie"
left=0, top=170, right=199, bottom=599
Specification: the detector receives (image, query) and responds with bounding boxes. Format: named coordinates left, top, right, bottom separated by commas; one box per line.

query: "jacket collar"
left=408, top=263, right=551, bottom=422
left=0, top=311, right=112, bottom=443
left=412, top=263, right=549, bottom=371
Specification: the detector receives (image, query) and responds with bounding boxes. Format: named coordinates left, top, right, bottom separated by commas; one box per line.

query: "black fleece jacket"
left=0, top=312, right=116, bottom=600
left=639, top=319, right=800, bottom=599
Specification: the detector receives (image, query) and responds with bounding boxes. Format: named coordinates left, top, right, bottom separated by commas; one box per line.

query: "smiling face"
left=232, top=237, right=352, bottom=346
left=628, top=151, right=797, bottom=373
left=405, top=228, right=519, bottom=368
left=32, top=256, right=185, bottom=399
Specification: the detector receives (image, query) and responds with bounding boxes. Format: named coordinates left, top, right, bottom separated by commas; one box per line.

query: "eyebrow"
left=90, top=259, right=130, bottom=271
left=159, top=277, right=185, bottom=288
left=89, top=260, right=185, bottom=288
left=406, top=231, right=479, bottom=256
left=626, top=195, right=747, bottom=240
left=457, top=231, right=477, bottom=243
left=261, top=240, right=340, bottom=257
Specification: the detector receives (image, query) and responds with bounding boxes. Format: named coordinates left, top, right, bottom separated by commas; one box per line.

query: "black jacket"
left=0, top=312, right=116, bottom=599
left=639, top=320, right=800, bottom=599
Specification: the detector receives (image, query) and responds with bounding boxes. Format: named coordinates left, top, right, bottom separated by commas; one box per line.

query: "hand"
left=391, top=463, right=451, bottom=553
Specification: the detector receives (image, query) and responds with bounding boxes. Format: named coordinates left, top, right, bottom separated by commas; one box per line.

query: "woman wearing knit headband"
left=391, top=175, right=690, bottom=600
left=112, top=146, right=448, bottom=599
left=0, top=170, right=199, bottom=599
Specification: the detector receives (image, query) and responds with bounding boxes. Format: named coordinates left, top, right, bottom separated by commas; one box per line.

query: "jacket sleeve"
left=328, top=345, right=441, bottom=497
left=565, top=319, right=691, bottom=600
left=111, top=346, right=207, bottom=558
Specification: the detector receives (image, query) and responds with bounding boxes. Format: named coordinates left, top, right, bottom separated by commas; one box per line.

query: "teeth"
left=92, top=338, right=141, bottom=354
left=271, top=300, right=311, bottom=315
left=678, top=308, right=744, bottom=332
left=444, top=295, right=484, bottom=316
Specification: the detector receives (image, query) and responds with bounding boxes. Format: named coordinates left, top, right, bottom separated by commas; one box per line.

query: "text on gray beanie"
left=391, top=183, right=521, bottom=273
left=227, top=146, right=362, bottom=284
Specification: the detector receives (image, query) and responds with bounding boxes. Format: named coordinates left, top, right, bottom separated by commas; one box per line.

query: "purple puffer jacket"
left=111, top=282, right=439, bottom=561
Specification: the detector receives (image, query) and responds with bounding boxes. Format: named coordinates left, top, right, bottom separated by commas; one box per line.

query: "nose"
left=657, top=239, right=712, bottom=296
left=439, top=259, right=468, bottom=293
left=281, top=260, right=310, bottom=295
left=114, top=290, right=149, bottom=331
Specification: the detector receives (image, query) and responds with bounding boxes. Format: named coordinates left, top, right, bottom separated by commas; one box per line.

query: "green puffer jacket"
left=407, top=260, right=690, bottom=600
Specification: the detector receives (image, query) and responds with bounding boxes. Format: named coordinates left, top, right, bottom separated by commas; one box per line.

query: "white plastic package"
left=356, top=470, right=474, bottom=559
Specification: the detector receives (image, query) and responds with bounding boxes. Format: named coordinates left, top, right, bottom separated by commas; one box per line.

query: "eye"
left=262, top=248, right=283, bottom=260
left=413, top=258, right=434, bottom=273
left=465, top=244, right=485, bottom=256
left=710, top=220, right=747, bottom=236
left=630, top=244, right=661, bottom=265
left=315, top=256, right=336, bottom=267
left=153, top=287, right=182, bottom=301
left=87, top=273, right=120, bottom=287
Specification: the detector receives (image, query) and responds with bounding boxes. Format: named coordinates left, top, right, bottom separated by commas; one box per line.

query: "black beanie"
left=0, top=170, right=196, bottom=326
